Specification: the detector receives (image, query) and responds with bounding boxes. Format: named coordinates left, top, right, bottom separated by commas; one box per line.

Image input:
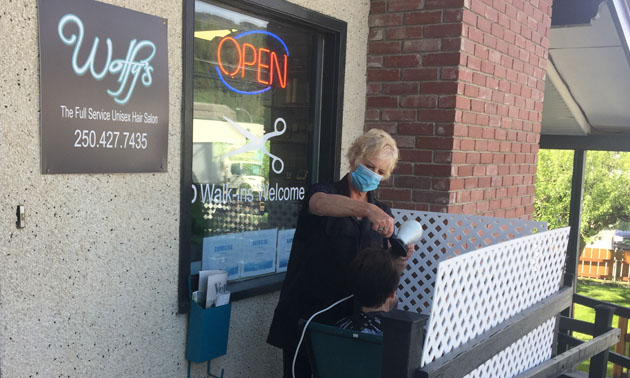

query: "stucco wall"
left=0, top=0, right=369, bottom=377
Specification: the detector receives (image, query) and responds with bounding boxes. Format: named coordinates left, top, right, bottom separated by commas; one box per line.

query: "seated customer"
left=336, top=246, right=402, bottom=335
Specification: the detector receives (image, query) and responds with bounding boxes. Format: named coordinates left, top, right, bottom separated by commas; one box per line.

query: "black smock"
left=267, top=174, right=392, bottom=350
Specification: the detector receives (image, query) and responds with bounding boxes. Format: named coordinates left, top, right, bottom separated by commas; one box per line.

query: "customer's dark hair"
left=349, top=247, right=401, bottom=308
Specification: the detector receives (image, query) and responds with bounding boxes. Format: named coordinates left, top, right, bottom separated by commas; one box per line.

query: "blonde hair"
left=347, top=129, right=399, bottom=179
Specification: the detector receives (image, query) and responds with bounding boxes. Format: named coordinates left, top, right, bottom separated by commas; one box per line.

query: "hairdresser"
left=267, top=128, right=412, bottom=378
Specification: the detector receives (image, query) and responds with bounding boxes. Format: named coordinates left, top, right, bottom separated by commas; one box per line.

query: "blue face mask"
left=351, top=163, right=383, bottom=192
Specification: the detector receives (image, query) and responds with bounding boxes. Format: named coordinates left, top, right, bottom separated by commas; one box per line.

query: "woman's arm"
left=309, top=192, right=395, bottom=237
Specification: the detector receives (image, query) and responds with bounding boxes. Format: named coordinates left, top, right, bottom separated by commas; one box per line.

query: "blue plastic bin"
left=186, top=301, right=231, bottom=363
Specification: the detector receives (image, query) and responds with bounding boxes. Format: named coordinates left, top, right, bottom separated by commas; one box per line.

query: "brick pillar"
left=367, top=0, right=552, bottom=219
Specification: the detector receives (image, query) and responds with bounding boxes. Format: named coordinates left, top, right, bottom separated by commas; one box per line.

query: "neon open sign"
left=215, top=30, right=289, bottom=95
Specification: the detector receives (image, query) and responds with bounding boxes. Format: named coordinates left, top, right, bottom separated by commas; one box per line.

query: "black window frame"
left=179, top=0, right=347, bottom=312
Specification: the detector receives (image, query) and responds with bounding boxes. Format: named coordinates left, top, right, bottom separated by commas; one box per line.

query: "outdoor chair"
left=305, top=210, right=625, bottom=378
left=305, top=321, right=386, bottom=378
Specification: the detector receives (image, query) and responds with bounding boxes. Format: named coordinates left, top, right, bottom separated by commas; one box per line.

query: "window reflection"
left=191, top=0, right=317, bottom=281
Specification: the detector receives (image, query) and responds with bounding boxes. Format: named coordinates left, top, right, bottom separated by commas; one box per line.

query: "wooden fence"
left=578, top=247, right=630, bottom=282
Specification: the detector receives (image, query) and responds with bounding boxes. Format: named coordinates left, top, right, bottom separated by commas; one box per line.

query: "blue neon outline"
left=215, top=30, right=289, bottom=95
left=234, top=30, right=289, bottom=57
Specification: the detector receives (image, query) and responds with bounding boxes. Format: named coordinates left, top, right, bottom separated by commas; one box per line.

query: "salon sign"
left=38, top=0, right=169, bottom=173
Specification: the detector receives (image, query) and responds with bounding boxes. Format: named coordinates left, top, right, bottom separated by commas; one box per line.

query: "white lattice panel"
left=391, top=210, right=548, bottom=314
left=420, top=227, right=570, bottom=378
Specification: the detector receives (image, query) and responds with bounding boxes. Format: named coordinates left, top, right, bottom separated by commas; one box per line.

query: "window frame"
left=179, top=0, right=347, bottom=312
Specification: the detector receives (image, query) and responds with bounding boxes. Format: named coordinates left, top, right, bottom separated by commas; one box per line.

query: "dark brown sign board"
left=38, top=0, right=169, bottom=173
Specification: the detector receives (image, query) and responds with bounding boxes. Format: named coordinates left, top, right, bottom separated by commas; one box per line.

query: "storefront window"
left=189, top=1, right=323, bottom=284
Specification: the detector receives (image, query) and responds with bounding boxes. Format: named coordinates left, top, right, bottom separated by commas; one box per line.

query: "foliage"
left=534, top=150, right=630, bottom=244
left=573, top=279, right=630, bottom=374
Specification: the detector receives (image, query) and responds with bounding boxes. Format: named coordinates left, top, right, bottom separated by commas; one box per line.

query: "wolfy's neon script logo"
left=57, top=14, right=156, bottom=105
left=215, top=30, right=289, bottom=95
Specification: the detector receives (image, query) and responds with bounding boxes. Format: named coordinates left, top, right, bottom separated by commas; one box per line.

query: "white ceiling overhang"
left=542, top=0, right=630, bottom=137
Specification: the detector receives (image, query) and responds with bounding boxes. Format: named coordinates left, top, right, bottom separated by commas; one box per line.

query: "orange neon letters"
left=216, top=36, right=287, bottom=88
left=257, top=48, right=270, bottom=85
left=217, top=37, right=242, bottom=77
left=270, top=52, right=287, bottom=88
left=241, top=43, right=257, bottom=78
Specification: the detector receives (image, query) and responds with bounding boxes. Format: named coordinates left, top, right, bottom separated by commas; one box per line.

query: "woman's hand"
left=367, top=204, right=395, bottom=238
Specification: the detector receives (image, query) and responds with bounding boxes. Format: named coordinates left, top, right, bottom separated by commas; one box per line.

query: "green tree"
left=534, top=150, right=630, bottom=243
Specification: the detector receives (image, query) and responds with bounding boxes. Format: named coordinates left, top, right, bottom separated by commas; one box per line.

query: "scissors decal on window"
left=221, top=116, right=286, bottom=174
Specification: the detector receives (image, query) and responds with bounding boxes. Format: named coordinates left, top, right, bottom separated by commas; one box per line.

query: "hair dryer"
left=390, top=220, right=424, bottom=257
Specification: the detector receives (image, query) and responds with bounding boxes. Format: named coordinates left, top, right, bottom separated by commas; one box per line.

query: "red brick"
left=369, top=29, right=385, bottom=41
left=423, top=52, right=461, bottom=66
left=451, top=151, right=466, bottom=163
left=367, top=68, right=400, bottom=81
left=439, top=95, right=457, bottom=108
left=368, top=41, right=402, bottom=55
left=441, top=67, right=460, bottom=80
left=394, top=162, right=413, bottom=175
left=424, top=24, right=462, bottom=38
left=480, top=153, right=493, bottom=163
left=401, top=67, right=439, bottom=81
left=425, top=0, right=466, bottom=9
left=367, top=83, right=382, bottom=95
left=436, top=124, right=454, bottom=136
left=470, top=0, right=486, bottom=16
left=396, top=176, right=432, bottom=189
left=462, top=111, right=476, bottom=124
left=399, top=122, right=434, bottom=135
left=365, top=109, right=380, bottom=121
left=367, top=96, right=398, bottom=108
left=482, top=127, right=494, bottom=139
left=444, top=9, right=464, bottom=22
left=387, top=26, right=424, bottom=40
left=475, top=139, right=488, bottom=151
left=477, top=114, right=489, bottom=125
left=405, top=10, right=443, bottom=24
left=468, top=27, right=484, bottom=43
left=365, top=122, right=397, bottom=134
left=442, top=38, right=461, bottom=51
left=419, top=109, right=456, bottom=122
left=467, top=153, right=481, bottom=164
left=401, top=95, right=438, bottom=108
left=476, top=200, right=490, bottom=213
left=398, top=150, right=434, bottom=165
left=370, top=1, right=387, bottom=14
left=450, top=178, right=465, bottom=190
left=421, top=81, right=458, bottom=94
left=417, top=136, right=454, bottom=150
left=369, top=14, right=404, bottom=27
left=468, top=125, right=483, bottom=138
left=457, top=165, right=473, bottom=176
left=367, top=55, right=383, bottom=68
left=477, top=17, right=492, bottom=33
left=434, top=151, right=453, bottom=163
left=462, top=9, right=477, bottom=25
left=413, top=190, right=451, bottom=204
left=414, top=164, right=452, bottom=176
left=382, top=109, right=417, bottom=121
left=379, top=188, right=412, bottom=201
left=455, top=96, right=471, bottom=109
left=460, top=138, right=475, bottom=150
left=403, top=38, right=440, bottom=52
left=383, top=82, right=419, bottom=94
left=389, top=0, right=424, bottom=11
left=466, top=55, right=482, bottom=70
left=472, top=73, right=486, bottom=86
left=471, top=189, right=484, bottom=200
left=384, top=54, right=421, bottom=67
left=432, top=178, right=451, bottom=190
